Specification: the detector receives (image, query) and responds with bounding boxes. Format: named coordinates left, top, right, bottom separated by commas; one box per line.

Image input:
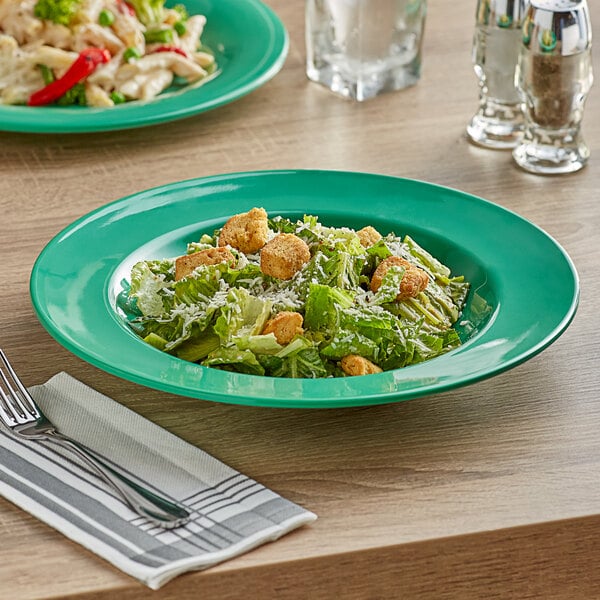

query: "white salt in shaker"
left=467, top=0, right=528, bottom=149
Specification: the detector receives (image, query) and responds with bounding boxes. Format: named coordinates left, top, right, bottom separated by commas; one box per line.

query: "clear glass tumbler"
left=305, top=0, right=427, bottom=101
left=513, top=0, right=593, bottom=175
left=467, top=0, right=527, bottom=149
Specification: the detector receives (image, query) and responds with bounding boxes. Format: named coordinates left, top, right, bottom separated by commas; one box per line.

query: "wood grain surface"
left=1, top=1, right=599, bottom=598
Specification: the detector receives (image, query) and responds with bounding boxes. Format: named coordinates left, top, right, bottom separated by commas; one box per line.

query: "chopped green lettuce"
left=175, top=331, right=221, bottom=362
left=34, top=0, right=81, bottom=26
left=304, top=283, right=353, bottom=333
left=127, top=0, right=166, bottom=26
left=370, top=265, right=405, bottom=305
left=203, top=347, right=265, bottom=375
left=235, top=333, right=283, bottom=355
left=260, top=337, right=329, bottom=378
left=404, top=234, right=451, bottom=279
left=129, top=260, right=174, bottom=316
left=214, top=288, right=272, bottom=342
left=124, top=212, right=475, bottom=379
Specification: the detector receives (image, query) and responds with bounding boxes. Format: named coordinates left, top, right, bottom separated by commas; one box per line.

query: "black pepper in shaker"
left=513, top=0, right=593, bottom=174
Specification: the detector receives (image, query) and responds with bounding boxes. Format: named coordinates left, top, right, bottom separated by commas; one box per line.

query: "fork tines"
left=0, top=349, right=38, bottom=426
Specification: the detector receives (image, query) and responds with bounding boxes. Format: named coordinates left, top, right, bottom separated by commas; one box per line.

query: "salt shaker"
left=467, top=0, right=527, bottom=149
left=513, top=0, right=593, bottom=174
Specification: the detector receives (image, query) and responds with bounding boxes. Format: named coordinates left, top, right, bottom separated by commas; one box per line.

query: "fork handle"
left=44, top=432, right=190, bottom=529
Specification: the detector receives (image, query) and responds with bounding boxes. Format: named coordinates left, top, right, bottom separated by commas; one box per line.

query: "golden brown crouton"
left=175, top=247, right=235, bottom=280
left=217, top=207, right=269, bottom=254
left=260, top=233, right=311, bottom=280
left=262, top=311, right=304, bottom=345
left=370, top=256, right=429, bottom=300
left=356, top=225, right=382, bottom=248
left=340, top=355, right=383, bottom=376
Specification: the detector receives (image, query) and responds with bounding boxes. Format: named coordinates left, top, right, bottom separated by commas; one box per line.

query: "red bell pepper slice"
left=28, top=47, right=111, bottom=107
left=116, top=0, right=136, bottom=16
left=152, top=46, right=189, bottom=58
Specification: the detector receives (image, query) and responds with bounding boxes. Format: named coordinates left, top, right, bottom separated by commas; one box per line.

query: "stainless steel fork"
left=0, top=349, right=190, bottom=529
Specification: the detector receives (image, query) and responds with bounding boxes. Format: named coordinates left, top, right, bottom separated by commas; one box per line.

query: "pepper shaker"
left=467, top=0, right=527, bottom=149
left=513, top=0, right=593, bottom=174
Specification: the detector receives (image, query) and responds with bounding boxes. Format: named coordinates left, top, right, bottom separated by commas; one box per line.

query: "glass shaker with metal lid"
left=467, top=0, right=527, bottom=149
left=513, top=0, right=593, bottom=174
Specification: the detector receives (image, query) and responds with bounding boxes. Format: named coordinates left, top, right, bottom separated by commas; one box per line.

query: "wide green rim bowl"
left=0, top=0, right=288, bottom=133
left=30, top=170, right=579, bottom=408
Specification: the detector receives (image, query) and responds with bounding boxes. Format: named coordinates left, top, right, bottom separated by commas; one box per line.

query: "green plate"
left=30, top=170, right=579, bottom=408
left=0, top=0, right=287, bottom=133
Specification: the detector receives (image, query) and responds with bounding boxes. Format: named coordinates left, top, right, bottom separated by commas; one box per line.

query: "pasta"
left=0, top=0, right=216, bottom=106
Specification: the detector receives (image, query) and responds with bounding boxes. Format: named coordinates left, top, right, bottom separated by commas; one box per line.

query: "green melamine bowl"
left=30, top=170, right=579, bottom=408
left=0, top=0, right=288, bottom=133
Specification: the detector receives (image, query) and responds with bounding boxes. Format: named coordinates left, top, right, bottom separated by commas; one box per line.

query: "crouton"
left=340, top=355, right=383, bottom=376
left=175, top=247, right=235, bottom=280
left=356, top=225, right=382, bottom=248
left=260, top=233, right=311, bottom=280
left=218, top=207, right=269, bottom=254
left=262, top=311, right=304, bottom=345
left=370, top=256, right=429, bottom=300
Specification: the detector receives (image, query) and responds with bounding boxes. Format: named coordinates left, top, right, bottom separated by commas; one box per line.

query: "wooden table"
left=2, top=1, right=599, bottom=598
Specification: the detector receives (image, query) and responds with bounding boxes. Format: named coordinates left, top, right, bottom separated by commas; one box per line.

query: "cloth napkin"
left=0, top=372, right=316, bottom=589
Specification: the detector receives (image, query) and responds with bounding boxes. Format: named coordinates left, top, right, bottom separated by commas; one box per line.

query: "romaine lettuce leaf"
left=320, top=329, right=380, bottom=362
left=202, top=347, right=265, bottom=375
left=304, top=283, right=353, bottom=334
left=173, top=264, right=226, bottom=305
left=175, top=330, right=221, bottom=362
left=134, top=312, right=188, bottom=346
left=214, top=287, right=272, bottom=342
left=259, top=337, right=328, bottom=378
left=320, top=305, right=417, bottom=369
left=370, top=265, right=405, bottom=305
left=302, top=250, right=364, bottom=292
left=129, top=260, right=174, bottom=316
left=235, top=333, right=283, bottom=355
left=404, top=234, right=451, bottom=279
left=366, top=239, right=393, bottom=261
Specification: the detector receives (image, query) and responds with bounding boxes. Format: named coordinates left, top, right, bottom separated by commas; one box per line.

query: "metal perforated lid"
left=475, top=0, right=528, bottom=29
left=522, top=0, right=592, bottom=56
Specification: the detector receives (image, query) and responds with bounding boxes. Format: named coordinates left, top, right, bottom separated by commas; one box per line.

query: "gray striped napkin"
left=0, top=372, right=316, bottom=589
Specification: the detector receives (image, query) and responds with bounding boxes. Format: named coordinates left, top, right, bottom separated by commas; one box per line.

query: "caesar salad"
left=121, top=207, right=471, bottom=378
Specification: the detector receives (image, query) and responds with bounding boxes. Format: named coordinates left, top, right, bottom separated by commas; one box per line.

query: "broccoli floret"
left=57, top=82, right=87, bottom=106
left=127, top=0, right=166, bottom=26
left=172, top=3, right=189, bottom=21
left=34, top=0, right=81, bottom=26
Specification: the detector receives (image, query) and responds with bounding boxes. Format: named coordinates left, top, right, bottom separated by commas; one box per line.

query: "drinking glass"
left=305, top=0, right=427, bottom=101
